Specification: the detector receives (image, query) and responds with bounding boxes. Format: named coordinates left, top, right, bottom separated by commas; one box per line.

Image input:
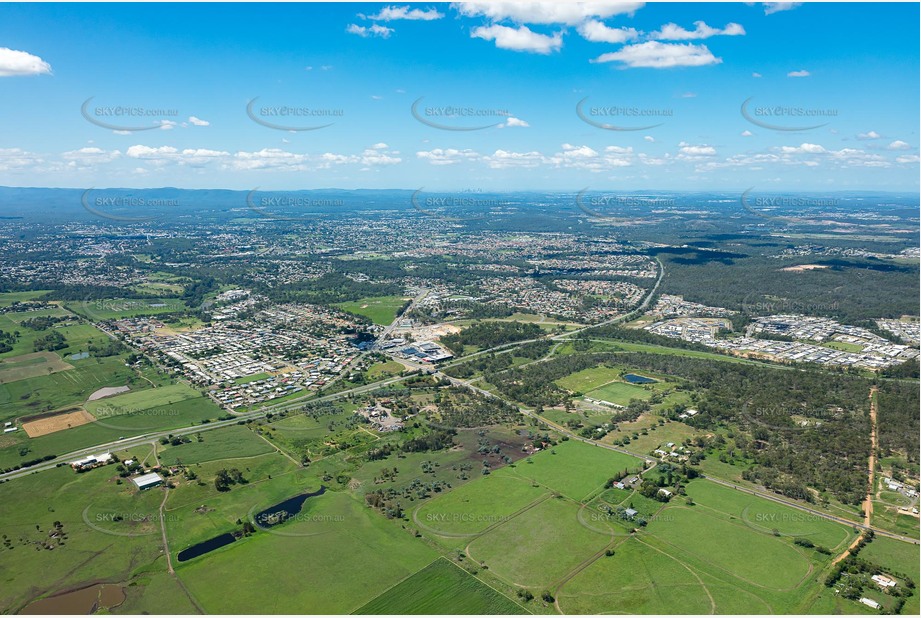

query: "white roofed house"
left=871, top=574, right=896, bottom=588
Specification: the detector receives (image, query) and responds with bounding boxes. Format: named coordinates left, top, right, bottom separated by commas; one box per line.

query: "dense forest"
left=876, top=380, right=920, bottom=463
left=440, top=321, right=543, bottom=355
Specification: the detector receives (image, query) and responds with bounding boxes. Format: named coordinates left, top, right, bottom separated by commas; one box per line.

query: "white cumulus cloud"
left=0, top=47, right=52, bottom=77
left=593, top=41, right=721, bottom=68
left=652, top=21, right=745, bottom=40
left=762, top=3, right=802, bottom=15
left=365, top=5, right=444, bottom=21
left=577, top=20, right=639, bottom=43
left=454, top=2, right=644, bottom=25
left=347, top=23, right=394, bottom=38
left=471, top=24, right=563, bottom=54
left=501, top=116, right=530, bottom=128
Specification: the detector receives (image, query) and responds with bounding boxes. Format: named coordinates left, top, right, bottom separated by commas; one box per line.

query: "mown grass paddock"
left=354, top=557, right=528, bottom=614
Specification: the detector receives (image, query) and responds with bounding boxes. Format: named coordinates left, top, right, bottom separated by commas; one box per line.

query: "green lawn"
left=367, top=361, right=404, bottom=378
left=354, top=558, right=528, bottom=614
left=821, top=341, right=865, bottom=353
left=335, top=296, right=409, bottom=326
left=555, top=366, right=622, bottom=393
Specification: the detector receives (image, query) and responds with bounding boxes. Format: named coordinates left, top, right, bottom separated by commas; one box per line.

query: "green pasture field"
left=0, top=351, right=73, bottom=384
left=611, top=418, right=702, bottom=453
left=555, top=477, right=856, bottom=614
left=0, top=355, right=137, bottom=424
left=0, top=313, right=114, bottom=363
left=649, top=506, right=813, bottom=590
left=684, top=480, right=854, bottom=551
left=467, top=495, right=613, bottom=589
left=0, top=465, right=191, bottom=614
left=505, top=439, right=643, bottom=501
left=64, top=298, right=188, bottom=320
left=159, top=425, right=274, bottom=465
left=354, top=557, right=528, bottom=614
left=176, top=490, right=437, bottom=614
left=83, top=382, right=201, bottom=416
left=556, top=537, right=715, bottom=614
left=414, top=469, right=548, bottom=538
left=0, top=290, right=54, bottom=306
left=859, top=535, right=921, bottom=615
left=0, top=387, right=224, bottom=471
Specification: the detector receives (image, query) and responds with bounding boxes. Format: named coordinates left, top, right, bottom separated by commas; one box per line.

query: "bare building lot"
left=21, top=407, right=96, bottom=437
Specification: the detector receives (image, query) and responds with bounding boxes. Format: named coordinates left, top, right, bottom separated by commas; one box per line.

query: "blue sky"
left=0, top=1, right=918, bottom=191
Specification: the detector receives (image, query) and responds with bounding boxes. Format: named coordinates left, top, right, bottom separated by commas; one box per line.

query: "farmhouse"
left=871, top=574, right=897, bottom=588
left=133, top=472, right=164, bottom=490
left=613, top=481, right=626, bottom=490
left=858, top=598, right=880, bottom=610
left=624, top=508, right=638, bottom=519
left=658, top=488, right=673, bottom=499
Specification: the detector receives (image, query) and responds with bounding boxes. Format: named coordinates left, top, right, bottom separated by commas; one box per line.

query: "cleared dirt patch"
left=0, top=351, right=73, bottom=384
left=21, top=407, right=96, bottom=437
left=87, top=385, right=130, bottom=401
left=780, top=264, right=830, bottom=272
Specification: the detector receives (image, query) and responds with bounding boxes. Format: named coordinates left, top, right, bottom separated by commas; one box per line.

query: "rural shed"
left=133, top=472, right=164, bottom=490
